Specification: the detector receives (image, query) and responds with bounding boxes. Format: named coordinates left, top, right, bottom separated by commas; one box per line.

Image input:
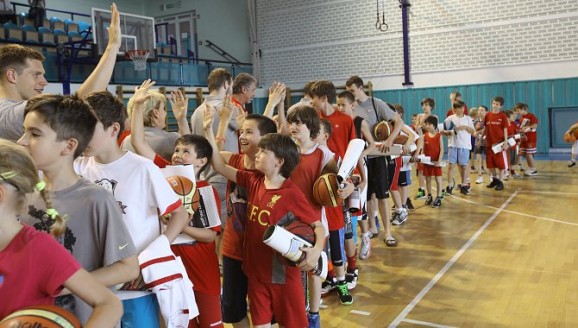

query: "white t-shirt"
left=445, top=114, right=474, bottom=150
left=74, top=152, right=181, bottom=253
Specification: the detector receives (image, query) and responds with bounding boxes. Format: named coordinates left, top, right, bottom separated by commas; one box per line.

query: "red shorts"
left=519, top=140, right=537, bottom=154
left=423, top=164, right=442, bottom=177
left=417, top=162, right=425, bottom=172
left=247, top=276, right=307, bottom=327
left=486, top=147, right=509, bottom=170
left=388, top=157, right=402, bottom=191
left=189, top=291, right=223, bottom=328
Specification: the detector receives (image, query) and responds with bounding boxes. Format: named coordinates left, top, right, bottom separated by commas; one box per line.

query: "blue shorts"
left=121, top=294, right=160, bottom=328
left=448, top=147, right=470, bottom=166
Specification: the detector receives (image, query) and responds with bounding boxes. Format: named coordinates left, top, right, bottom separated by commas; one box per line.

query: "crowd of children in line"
left=1, top=6, right=575, bottom=326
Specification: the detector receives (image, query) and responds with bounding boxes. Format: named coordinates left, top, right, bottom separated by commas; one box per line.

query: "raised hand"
left=169, top=89, right=189, bottom=122
left=107, top=3, right=122, bottom=51
left=203, top=103, right=216, bottom=131
left=268, top=82, right=286, bottom=107
left=132, top=79, right=155, bottom=105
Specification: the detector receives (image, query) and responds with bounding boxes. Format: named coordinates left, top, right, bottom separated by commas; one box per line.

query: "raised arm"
left=77, top=3, right=121, bottom=99
left=215, top=95, right=236, bottom=151
left=263, top=82, right=286, bottom=118
left=277, top=89, right=289, bottom=135
left=129, top=80, right=157, bottom=161
left=204, top=104, right=239, bottom=182
left=169, top=89, right=191, bottom=136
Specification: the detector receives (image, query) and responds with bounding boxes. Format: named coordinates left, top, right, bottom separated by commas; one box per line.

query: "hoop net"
left=127, top=50, right=150, bottom=71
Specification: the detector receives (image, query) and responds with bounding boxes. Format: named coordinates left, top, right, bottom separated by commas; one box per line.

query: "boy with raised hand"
left=442, top=100, right=475, bottom=195
left=74, top=90, right=190, bottom=328
left=484, top=96, right=510, bottom=191
left=0, top=3, right=122, bottom=141
left=514, top=102, right=539, bottom=176
left=204, top=105, right=325, bottom=328
left=17, top=94, right=139, bottom=325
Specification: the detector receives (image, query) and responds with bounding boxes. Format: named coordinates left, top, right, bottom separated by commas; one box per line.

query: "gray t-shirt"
left=355, top=97, right=397, bottom=128
left=190, top=95, right=240, bottom=184
left=21, top=178, right=137, bottom=325
left=121, top=127, right=179, bottom=161
left=0, top=98, right=27, bottom=141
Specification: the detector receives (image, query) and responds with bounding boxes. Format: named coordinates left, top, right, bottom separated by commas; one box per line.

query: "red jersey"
left=222, top=154, right=255, bottom=261
left=319, top=110, right=355, bottom=159
left=507, top=122, right=519, bottom=145
left=520, top=113, right=538, bottom=143
left=0, top=226, right=81, bottom=318
left=291, top=145, right=330, bottom=222
left=236, top=170, right=317, bottom=284
left=424, top=132, right=442, bottom=161
left=484, top=111, right=509, bottom=146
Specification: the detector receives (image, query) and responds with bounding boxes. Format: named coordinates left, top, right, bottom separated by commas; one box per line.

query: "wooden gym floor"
left=318, top=160, right=578, bottom=328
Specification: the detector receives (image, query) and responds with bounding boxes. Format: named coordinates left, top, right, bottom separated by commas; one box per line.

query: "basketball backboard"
left=92, top=8, right=156, bottom=59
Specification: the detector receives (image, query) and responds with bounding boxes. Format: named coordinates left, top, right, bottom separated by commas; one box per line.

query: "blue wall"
left=252, top=78, right=578, bottom=154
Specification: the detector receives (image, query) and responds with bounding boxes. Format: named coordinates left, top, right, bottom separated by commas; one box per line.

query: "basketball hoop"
left=126, top=50, right=150, bottom=71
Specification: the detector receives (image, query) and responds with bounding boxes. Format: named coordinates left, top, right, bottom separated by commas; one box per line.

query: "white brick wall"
left=256, top=0, right=578, bottom=86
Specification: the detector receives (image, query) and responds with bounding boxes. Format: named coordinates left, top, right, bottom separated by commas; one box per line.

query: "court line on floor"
left=402, top=318, right=458, bottom=328
left=450, top=192, right=578, bottom=227
left=388, top=191, right=519, bottom=328
left=516, top=190, right=578, bottom=196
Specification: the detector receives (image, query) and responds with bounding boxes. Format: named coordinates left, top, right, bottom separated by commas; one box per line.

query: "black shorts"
left=367, top=156, right=390, bottom=199
left=328, top=229, right=345, bottom=266
left=221, top=255, right=248, bottom=323
left=398, top=170, right=411, bottom=187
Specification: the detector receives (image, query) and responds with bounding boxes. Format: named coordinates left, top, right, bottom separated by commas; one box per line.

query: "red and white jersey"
left=484, top=111, right=509, bottom=146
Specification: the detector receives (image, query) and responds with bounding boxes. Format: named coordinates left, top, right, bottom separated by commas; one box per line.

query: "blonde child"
left=0, top=140, right=122, bottom=327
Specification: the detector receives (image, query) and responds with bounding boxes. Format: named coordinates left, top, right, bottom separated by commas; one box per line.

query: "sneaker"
left=346, top=269, right=358, bottom=290
left=308, top=312, right=320, bottom=328
left=432, top=196, right=442, bottom=208
left=494, top=179, right=504, bottom=191
left=524, top=169, right=538, bottom=176
left=445, top=185, right=453, bottom=195
left=487, top=178, right=499, bottom=188
left=390, top=210, right=399, bottom=223
left=415, top=188, right=426, bottom=199
left=336, top=281, right=353, bottom=305
left=569, top=161, right=577, bottom=168
left=503, top=173, right=510, bottom=181
left=460, top=184, right=470, bottom=195
left=425, top=195, right=433, bottom=206
left=392, top=209, right=408, bottom=225
left=511, top=172, right=522, bottom=178
left=475, top=175, right=484, bottom=184
left=321, top=277, right=337, bottom=295
left=359, top=232, right=372, bottom=260
left=406, top=198, right=415, bottom=210
left=518, top=164, right=525, bottom=172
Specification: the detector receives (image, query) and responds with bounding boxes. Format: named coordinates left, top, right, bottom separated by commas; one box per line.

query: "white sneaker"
left=524, top=169, right=538, bottom=176
left=359, top=232, right=372, bottom=260
left=392, top=209, right=408, bottom=225
left=475, top=175, right=484, bottom=184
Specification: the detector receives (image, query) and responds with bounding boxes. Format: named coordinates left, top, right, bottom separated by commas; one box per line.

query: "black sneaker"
left=336, top=281, right=353, bottom=305
left=494, top=180, right=504, bottom=191
left=460, top=184, right=470, bottom=195
left=425, top=195, right=433, bottom=206
left=321, top=277, right=337, bottom=295
left=415, top=188, right=426, bottom=199
left=345, top=269, right=359, bottom=290
left=487, top=178, right=498, bottom=188
left=569, top=161, right=577, bottom=168
left=432, top=197, right=442, bottom=208
left=445, top=185, right=453, bottom=195
left=405, top=198, right=415, bottom=210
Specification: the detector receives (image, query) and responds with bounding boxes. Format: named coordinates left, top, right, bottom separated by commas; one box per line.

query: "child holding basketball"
left=418, top=116, right=444, bottom=207
left=17, top=94, right=139, bottom=324
left=415, top=97, right=437, bottom=199
left=74, top=90, right=190, bottom=328
left=513, top=103, right=539, bottom=176
left=129, top=80, right=224, bottom=328
left=0, top=139, right=122, bottom=327
left=204, top=104, right=325, bottom=328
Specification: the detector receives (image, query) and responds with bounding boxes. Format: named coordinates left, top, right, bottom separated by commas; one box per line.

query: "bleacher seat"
left=38, top=26, right=55, bottom=45
left=50, top=17, right=65, bottom=31
left=53, top=28, right=67, bottom=44
left=21, top=24, right=39, bottom=44
left=64, top=19, right=79, bottom=33
left=3, top=22, right=21, bottom=42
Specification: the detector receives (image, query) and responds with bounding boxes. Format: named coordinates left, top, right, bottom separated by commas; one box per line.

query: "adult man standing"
left=0, top=3, right=122, bottom=142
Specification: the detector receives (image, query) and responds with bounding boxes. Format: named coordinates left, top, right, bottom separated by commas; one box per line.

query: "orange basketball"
left=166, top=176, right=200, bottom=214
left=374, top=121, right=393, bottom=141
left=312, top=173, right=342, bottom=207
left=393, top=134, right=409, bottom=145
left=0, top=305, right=81, bottom=328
